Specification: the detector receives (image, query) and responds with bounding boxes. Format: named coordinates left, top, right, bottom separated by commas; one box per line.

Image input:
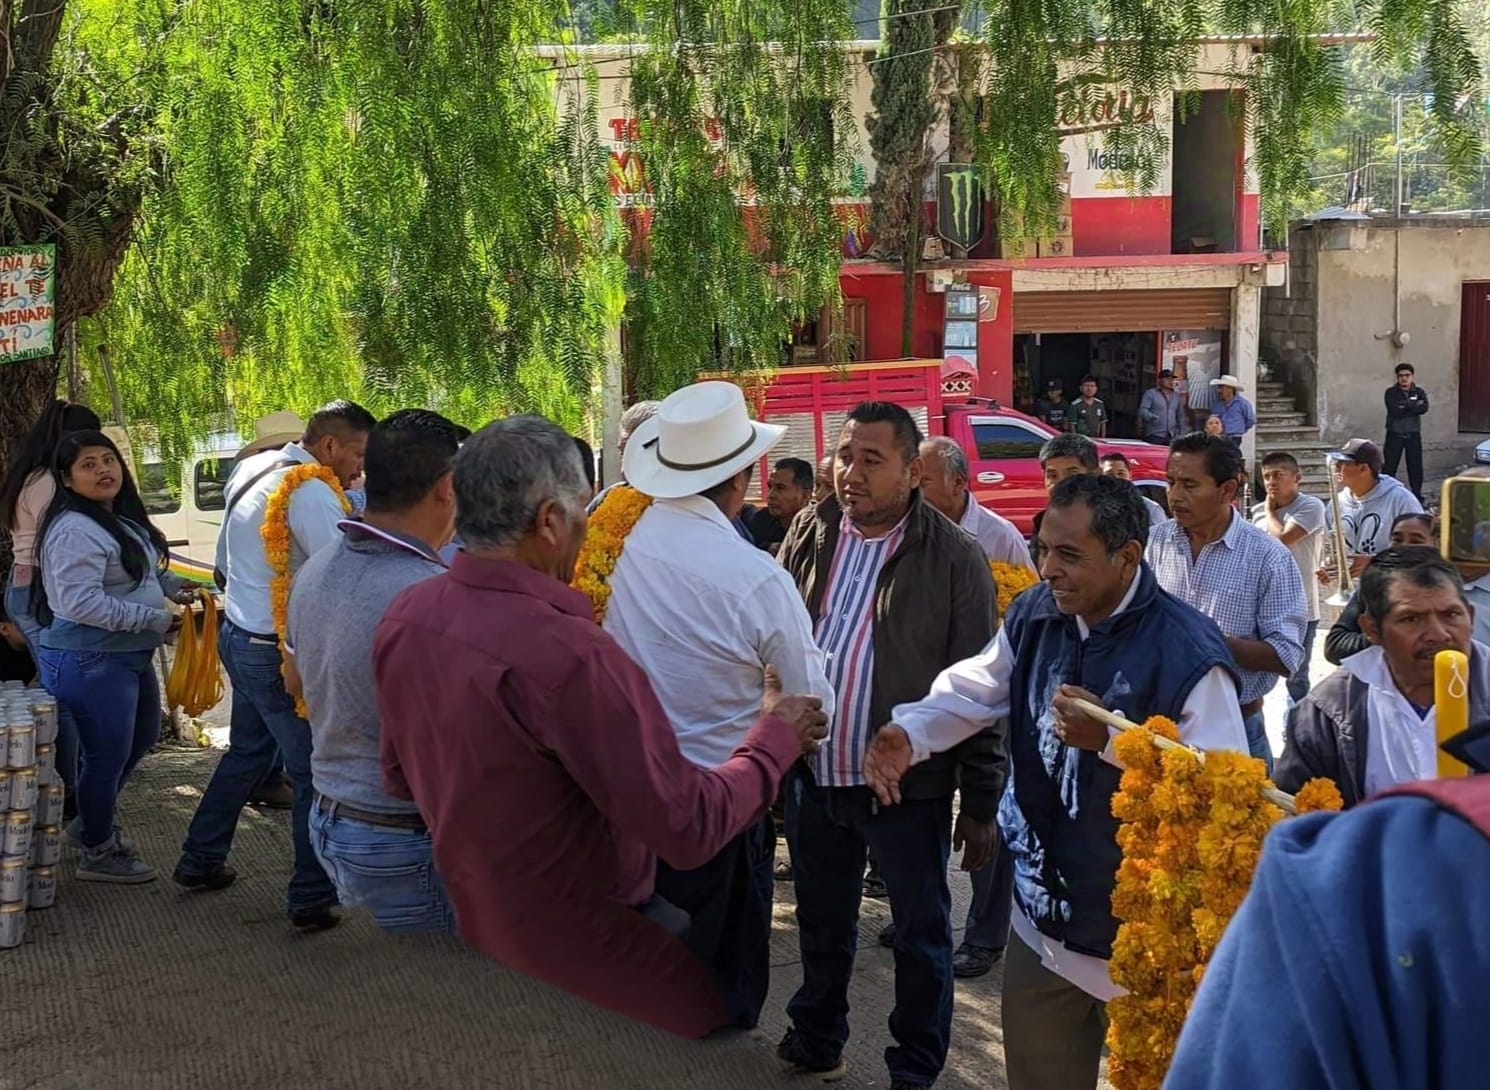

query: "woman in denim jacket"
left=34, top=430, right=193, bottom=884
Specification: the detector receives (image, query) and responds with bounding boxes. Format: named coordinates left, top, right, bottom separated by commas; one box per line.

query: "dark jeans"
left=962, top=828, right=1015, bottom=952
left=1384, top=432, right=1424, bottom=500
left=36, top=647, right=160, bottom=848
left=784, top=766, right=953, bottom=1086
left=1286, top=620, right=1319, bottom=705
left=178, top=620, right=336, bottom=915
left=654, top=814, right=774, bottom=1030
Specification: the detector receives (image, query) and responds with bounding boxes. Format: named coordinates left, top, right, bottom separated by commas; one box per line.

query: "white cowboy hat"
left=1209, top=375, right=1245, bottom=391
left=622, top=381, right=786, bottom=500
left=237, top=410, right=306, bottom=459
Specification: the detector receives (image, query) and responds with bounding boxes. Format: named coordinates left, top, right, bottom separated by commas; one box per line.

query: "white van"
left=134, top=432, right=243, bottom=583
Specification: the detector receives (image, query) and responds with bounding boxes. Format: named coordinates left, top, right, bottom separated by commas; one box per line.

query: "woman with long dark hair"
left=34, top=430, right=192, bottom=884
left=2, top=399, right=101, bottom=807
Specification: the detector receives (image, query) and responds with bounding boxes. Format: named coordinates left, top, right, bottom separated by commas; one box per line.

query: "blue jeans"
left=36, top=647, right=160, bottom=848
left=962, top=828, right=1014, bottom=952
left=1243, top=710, right=1273, bottom=776
left=178, top=620, right=336, bottom=915
left=784, top=766, right=953, bottom=1086
left=309, top=798, right=454, bottom=934
left=1286, top=620, right=1319, bottom=705
left=5, top=575, right=80, bottom=793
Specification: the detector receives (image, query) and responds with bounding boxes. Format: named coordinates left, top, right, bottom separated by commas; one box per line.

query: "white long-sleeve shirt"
left=605, top=495, right=836, bottom=769
left=958, top=495, right=1033, bottom=569
left=890, top=570, right=1248, bottom=1000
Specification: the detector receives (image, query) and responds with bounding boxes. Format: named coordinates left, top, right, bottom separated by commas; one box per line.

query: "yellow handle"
left=1435, top=650, right=1471, bottom=779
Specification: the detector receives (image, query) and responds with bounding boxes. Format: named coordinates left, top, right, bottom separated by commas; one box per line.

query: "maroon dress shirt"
left=372, top=553, right=800, bottom=1038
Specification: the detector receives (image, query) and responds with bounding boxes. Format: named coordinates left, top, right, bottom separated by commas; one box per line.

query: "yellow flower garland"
left=1106, top=718, right=1344, bottom=1090
left=989, top=559, right=1039, bottom=619
left=571, top=484, right=653, bottom=623
left=261, top=463, right=350, bottom=716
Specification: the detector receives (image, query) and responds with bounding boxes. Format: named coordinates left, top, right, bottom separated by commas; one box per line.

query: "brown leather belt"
left=314, top=793, right=426, bottom=832
left=1240, top=699, right=1265, bottom=717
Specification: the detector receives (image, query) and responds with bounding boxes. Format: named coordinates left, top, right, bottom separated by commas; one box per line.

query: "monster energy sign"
left=935, top=164, right=986, bottom=252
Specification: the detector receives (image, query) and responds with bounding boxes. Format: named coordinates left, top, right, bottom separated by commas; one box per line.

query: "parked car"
left=135, top=432, right=242, bottom=583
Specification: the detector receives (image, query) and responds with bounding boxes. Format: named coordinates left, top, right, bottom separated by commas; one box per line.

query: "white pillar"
left=600, top=324, right=623, bottom=487
left=1231, top=282, right=1262, bottom=469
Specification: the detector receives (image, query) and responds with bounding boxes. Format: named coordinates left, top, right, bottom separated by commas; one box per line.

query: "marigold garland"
left=571, top=484, right=654, bottom=623
left=989, top=559, right=1039, bottom=619
left=1106, top=717, right=1343, bottom=1090
left=262, top=464, right=350, bottom=716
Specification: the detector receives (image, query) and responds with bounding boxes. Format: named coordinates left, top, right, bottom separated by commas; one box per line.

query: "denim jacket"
left=39, top=511, right=183, bottom=652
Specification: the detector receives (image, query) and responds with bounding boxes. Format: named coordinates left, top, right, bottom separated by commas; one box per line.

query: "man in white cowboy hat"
left=604, top=380, right=835, bottom=1031
left=177, top=400, right=377, bottom=933
left=234, top=410, right=306, bottom=462
left=1209, top=374, right=1256, bottom=446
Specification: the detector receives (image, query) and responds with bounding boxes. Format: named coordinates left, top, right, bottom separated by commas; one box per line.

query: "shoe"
left=289, top=905, right=341, bottom=932
left=64, top=818, right=135, bottom=855
left=248, top=779, right=294, bottom=810
left=862, top=875, right=888, bottom=899
left=172, top=862, right=238, bottom=892
left=890, top=1082, right=929, bottom=1090
left=776, top=1028, right=847, bottom=1082
left=774, top=860, right=794, bottom=882
left=953, top=944, right=1001, bottom=978
left=878, top=922, right=896, bottom=948
left=77, top=837, right=156, bottom=884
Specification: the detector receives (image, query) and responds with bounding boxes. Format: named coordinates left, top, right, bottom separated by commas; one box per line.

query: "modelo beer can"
left=6, top=724, right=34, bottom=769
left=2, top=813, right=32, bottom=860
left=29, top=826, right=60, bottom=868
left=29, top=700, right=57, bottom=746
left=36, top=783, right=63, bottom=827
left=7, top=767, right=37, bottom=813
left=27, top=866, right=55, bottom=910
left=0, top=902, right=24, bottom=948
left=35, top=743, right=54, bottom=778
left=0, top=769, right=10, bottom=811
left=0, top=857, right=27, bottom=903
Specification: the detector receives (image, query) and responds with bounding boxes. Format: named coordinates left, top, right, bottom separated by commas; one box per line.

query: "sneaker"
left=249, top=779, right=294, bottom=810
left=776, top=1029, right=847, bottom=1082
left=862, top=874, right=888, bottom=900
left=64, top=818, right=135, bottom=855
left=952, top=943, right=1001, bottom=978
left=77, top=837, right=157, bottom=884
left=172, top=862, right=238, bottom=892
left=289, top=904, right=341, bottom=932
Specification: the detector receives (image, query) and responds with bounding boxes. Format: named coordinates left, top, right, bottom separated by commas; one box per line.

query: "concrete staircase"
left=1254, top=380, right=1334, bottom=499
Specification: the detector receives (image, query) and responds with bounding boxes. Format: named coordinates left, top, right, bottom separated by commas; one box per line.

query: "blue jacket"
left=1166, top=785, right=1490, bottom=1089
left=998, top=563, right=1236, bottom=958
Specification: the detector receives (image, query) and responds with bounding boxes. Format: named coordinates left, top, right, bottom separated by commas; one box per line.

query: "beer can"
left=36, top=783, right=63, bottom=827
left=0, top=902, right=24, bottom=948
left=27, top=866, right=55, bottom=910
left=29, top=700, right=57, bottom=746
left=0, top=769, right=10, bottom=811
left=29, top=826, right=59, bottom=867
left=6, top=724, right=35, bottom=769
left=0, top=857, right=27, bottom=903
left=34, top=743, right=54, bottom=778
left=1, top=813, right=31, bottom=860
left=0, top=679, right=21, bottom=691
left=7, top=768, right=36, bottom=813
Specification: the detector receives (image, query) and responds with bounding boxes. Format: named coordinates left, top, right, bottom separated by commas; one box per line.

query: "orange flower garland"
left=261, top=464, right=350, bottom=716
left=1106, top=717, right=1343, bottom=1090
left=571, top=484, right=653, bottom=623
left=989, top=559, right=1039, bottom=620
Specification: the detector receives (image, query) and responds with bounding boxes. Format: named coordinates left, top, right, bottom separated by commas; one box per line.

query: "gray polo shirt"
left=287, top=521, right=446, bottom=813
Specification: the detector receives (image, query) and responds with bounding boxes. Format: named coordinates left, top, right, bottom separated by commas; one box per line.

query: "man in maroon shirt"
left=372, top=414, right=828, bottom=1039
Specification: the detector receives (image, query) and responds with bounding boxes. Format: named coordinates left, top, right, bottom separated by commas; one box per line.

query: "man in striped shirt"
left=777, top=402, right=1001, bottom=1090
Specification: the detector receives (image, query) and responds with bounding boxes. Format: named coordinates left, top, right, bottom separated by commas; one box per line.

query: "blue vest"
left=997, top=563, right=1236, bottom=958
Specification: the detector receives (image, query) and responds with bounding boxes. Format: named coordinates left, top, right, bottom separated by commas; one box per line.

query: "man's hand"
left=761, top=665, right=828, bottom=757
left=954, top=813, right=996, bottom=872
left=1348, top=554, right=1370, bottom=578
left=1051, top=684, right=1113, bottom=752
left=864, top=724, right=912, bottom=806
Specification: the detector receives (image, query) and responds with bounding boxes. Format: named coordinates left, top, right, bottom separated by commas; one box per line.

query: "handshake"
left=760, top=665, right=830, bottom=756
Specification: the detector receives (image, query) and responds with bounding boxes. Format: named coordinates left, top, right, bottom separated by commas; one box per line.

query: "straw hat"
left=237, top=411, right=305, bottom=459
left=622, top=381, right=786, bottom=500
left=1209, top=375, right=1245, bottom=391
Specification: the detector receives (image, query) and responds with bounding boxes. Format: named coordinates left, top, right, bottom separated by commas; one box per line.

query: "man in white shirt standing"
left=919, top=437, right=1031, bottom=569
left=863, top=474, right=1248, bottom=1090
left=1277, top=546, right=1485, bottom=807
left=175, top=400, right=376, bottom=932
left=1252, top=452, right=1327, bottom=703
left=605, top=381, right=835, bottom=1031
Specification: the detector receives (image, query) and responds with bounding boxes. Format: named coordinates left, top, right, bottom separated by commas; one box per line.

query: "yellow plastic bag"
left=167, top=589, right=226, bottom=718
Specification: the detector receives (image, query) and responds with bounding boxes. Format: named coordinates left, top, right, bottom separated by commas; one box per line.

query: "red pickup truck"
left=733, top=358, right=1171, bottom=534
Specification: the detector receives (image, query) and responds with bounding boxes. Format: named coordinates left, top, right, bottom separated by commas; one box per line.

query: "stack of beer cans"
left=1, top=680, right=61, bottom=950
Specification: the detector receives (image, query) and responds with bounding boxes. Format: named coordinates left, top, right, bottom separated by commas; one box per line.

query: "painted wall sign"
left=0, top=244, right=56, bottom=364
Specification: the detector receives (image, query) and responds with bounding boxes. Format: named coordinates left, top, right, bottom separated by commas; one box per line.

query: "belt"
left=315, top=793, right=426, bottom=831
left=223, top=618, right=279, bottom=642
left=1240, top=698, right=1265, bottom=717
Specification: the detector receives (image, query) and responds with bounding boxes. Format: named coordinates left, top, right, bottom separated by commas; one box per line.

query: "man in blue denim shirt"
left=287, top=409, right=463, bottom=934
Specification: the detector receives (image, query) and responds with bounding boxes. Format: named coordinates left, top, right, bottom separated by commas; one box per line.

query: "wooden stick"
left=1071, top=697, right=1298, bottom=815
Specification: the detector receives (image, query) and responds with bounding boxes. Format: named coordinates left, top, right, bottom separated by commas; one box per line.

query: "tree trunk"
left=0, top=354, right=60, bottom=567
left=901, top=189, right=920, bottom=357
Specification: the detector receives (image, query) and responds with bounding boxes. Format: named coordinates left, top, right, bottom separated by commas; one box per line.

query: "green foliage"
left=866, top=0, right=942, bottom=260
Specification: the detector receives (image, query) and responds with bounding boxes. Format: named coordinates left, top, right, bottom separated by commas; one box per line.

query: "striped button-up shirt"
left=812, top=513, right=909, bottom=787
left=1146, top=512, right=1307, bottom=704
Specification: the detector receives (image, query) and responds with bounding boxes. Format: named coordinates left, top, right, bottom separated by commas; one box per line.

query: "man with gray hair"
left=919, top=436, right=1031, bottom=569
left=587, top=399, right=661, bottom=513
left=372, top=414, right=829, bottom=1038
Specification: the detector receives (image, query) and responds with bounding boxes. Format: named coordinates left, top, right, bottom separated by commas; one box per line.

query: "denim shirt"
left=39, top=511, right=181, bottom=653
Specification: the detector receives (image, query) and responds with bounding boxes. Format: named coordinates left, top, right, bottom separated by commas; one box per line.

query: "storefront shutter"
left=1011, top=288, right=1232, bottom=333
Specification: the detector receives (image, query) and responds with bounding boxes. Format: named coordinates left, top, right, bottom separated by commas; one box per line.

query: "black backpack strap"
left=213, top=454, right=301, bottom=589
